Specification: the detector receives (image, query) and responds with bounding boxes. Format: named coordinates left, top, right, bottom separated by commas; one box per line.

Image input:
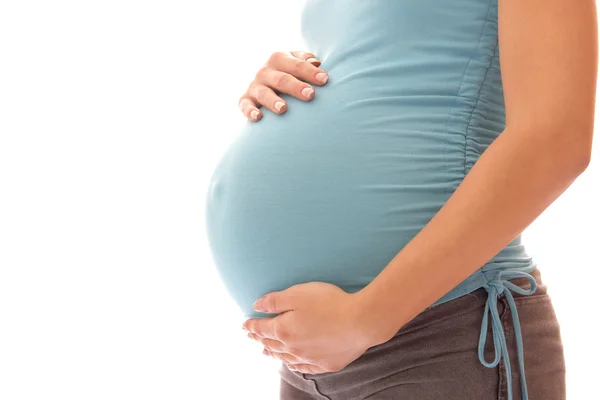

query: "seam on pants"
left=301, top=373, right=332, bottom=400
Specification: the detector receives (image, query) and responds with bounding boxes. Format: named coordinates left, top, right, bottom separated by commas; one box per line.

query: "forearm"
left=353, top=123, right=589, bottom=346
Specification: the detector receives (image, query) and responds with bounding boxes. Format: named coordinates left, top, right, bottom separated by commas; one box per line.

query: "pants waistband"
left=407, top=265, right=544, bottom=400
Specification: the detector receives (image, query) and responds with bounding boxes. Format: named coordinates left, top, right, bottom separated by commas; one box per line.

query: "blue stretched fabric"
left=205, top=0, right=537, bottom=398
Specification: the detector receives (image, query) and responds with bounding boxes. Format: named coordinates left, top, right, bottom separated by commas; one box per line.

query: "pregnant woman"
left=205, top=0, right=596, bottom=399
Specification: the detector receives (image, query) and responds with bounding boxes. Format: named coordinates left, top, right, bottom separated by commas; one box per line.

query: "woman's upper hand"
left=238, top=51, right=329, bottom=122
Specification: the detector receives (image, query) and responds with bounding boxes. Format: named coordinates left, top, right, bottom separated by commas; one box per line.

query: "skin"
left=242, top=0, right=597, bottom=375
left=238, top=50, right=329, bottom=121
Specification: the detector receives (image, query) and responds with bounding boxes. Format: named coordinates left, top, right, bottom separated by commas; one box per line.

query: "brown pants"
left=279, top=267, right=566, bottom=400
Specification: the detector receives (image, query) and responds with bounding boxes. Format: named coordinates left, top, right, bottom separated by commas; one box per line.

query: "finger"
left=255, top=67, right=315, bottom=102
left=289, top=50, right=321, bottom=67
left=242, top=317, right=279, bottom=340
left=238, top=97, right=262, bottom=121
left=248, top=332, right=287, bottom=352
left=267, top=52, right=328, bottom=86
left=247, top=83, right=288, bottom=115
left=263, top=349, right=302, bottom=364
left=252, top=288, right=296, bottom=314
left=306, top=57, right=321, bottom=67
left=287, top=363, right=328, bottom=375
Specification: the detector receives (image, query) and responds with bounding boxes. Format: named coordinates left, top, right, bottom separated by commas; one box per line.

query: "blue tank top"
left=205, top=0, right=538, bottom=398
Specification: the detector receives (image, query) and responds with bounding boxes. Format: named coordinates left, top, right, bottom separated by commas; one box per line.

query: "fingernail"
left=250, top=109, right=259, bottom=120
left=253, top=301, right=263, bottom=312
left=274, top=101, right=285, bottom=112
left=316, top=72, right=328, bottom=84
left=307, top=57, right=320, bottom=65
left=253, top=296, right=267, bottom=312
left=302, top=87, right=314, bottom=99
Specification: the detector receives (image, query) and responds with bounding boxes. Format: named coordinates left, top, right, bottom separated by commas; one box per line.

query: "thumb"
left=252, top=290, right=294, bottom=314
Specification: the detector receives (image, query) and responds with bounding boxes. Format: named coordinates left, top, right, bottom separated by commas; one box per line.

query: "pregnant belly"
left=205, top=84, right=456, bottom=318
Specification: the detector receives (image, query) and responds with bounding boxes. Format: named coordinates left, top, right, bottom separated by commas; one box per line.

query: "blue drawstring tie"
left=478, top=270, right=537, bottom=400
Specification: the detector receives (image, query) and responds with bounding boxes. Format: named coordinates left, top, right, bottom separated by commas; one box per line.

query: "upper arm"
left=498, top=0, right=597, bottom=160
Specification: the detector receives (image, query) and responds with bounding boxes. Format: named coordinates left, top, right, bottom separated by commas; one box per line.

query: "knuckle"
left=290, top=50, right=304, bottom=58
left=293, top=58, right=307, bottom=74
left=255, top=66, right=269, bottom=82
left=255, top=87, right=269, bottom=103
left=274, top=324, right=290, bottom=342
left=273, top=72, right=291, bottom=89
left=267, top=51, right=284, bottom=65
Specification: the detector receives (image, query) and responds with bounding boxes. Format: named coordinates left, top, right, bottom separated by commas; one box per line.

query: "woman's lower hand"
left=238, top=50, right=329, bottom=122
left=241, top=281, right=395, bottom=375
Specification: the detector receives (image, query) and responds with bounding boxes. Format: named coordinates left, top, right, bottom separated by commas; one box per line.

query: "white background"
left=0, top=1, right=598, bottom=399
